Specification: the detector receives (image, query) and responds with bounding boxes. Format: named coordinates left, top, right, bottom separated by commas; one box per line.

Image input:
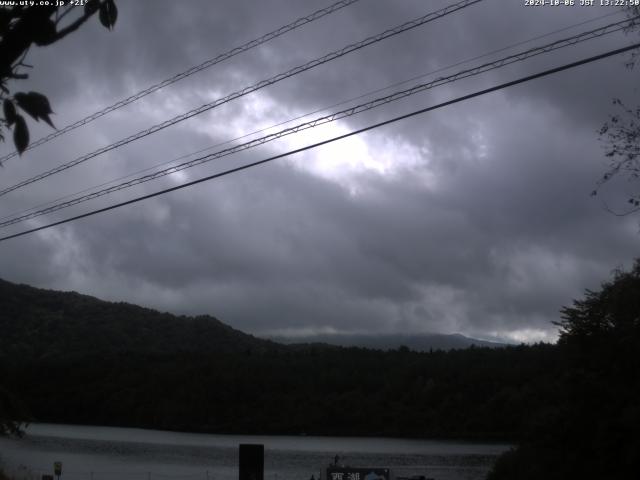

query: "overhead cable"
left=0, top=16, right=635, bottom=228
left=1, top=41, right=638, bottom=243
left=3, top=8, right=622, bottom=224
left=1, top=10, right=625, bottom=225
left=0, top=0, right=483, bottom=198
left=0, top=0, right=362, bottom=164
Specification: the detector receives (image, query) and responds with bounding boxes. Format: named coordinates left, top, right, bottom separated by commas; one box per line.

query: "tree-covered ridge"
left=4, top=345, right=560, bottom=440
left=3, top=261, right=639, bottom=480
left=0, top=278, right=279, bottom=359
left=488, top=260, right=640, bottom=480
left=0, top=279, right=562, bottom=441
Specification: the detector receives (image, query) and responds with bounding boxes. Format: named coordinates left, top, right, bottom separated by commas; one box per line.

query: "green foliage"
left=556, top=259, right=640, bottom=342
left=2, top=99, right=16, bottom=125
left=0, top=278, right=278, bottom=359
left=14, top=91, right=54, bottom=128
left=99, top=0, right=118, bottom=30
left=0, top=2, right=116, bottom=155
left=488, top=260, right=640, bottom=480
left=596, top=100, right=640, bottom=211
left=0, top=278, right=561, bottom=441
left=594, top=6, right=640, bottom=213
left=11, top=114, right=27, bottom=154
left=0, top=383, right=29, bottom=437
left=7, top=266, right=638, bottom=480
left=4, top=345, right=561, bottom=440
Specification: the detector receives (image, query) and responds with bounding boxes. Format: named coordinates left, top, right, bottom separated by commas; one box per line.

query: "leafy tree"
left=597, top=99, right=640, bottom=212
left=0, top=0, right=117, bottom=156
left=555, top=259, right=640, bottom=342
left=488, top=260, right=640, bottom=480
left=0, top=385, right=29, bottom=437
left=593, top=6, right=640, bottom=213
left=0, top=0, right=117, bottom=436
left=1, top=278, right=566, bottom=440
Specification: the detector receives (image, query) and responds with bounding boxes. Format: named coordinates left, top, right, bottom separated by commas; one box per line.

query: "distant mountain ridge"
left=1, top=278, right=562, bottom=442
left=0, top=278, right=279, bottom=360
left=269, top=332, right=508, bottom=351
left=0, top=278, right=505, bottom=362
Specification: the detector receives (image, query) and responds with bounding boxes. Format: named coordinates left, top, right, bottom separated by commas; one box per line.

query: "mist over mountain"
left=269, top=332, right=508, bottom=351
left=1, top=278, right=503, bottom=359
left=0, top=277, right=561, bottom=442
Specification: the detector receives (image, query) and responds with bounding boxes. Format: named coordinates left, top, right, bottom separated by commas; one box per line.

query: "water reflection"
left=0, top=424, right=509, bottom=480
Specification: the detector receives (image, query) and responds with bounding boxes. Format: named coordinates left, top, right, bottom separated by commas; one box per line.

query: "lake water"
left=0, top=424, right=510, bottom=480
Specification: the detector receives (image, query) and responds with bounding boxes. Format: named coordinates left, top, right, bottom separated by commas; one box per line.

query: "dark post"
left=53, top=461, right=62, bottom=480
left=239, top=444, right=264, bottom=480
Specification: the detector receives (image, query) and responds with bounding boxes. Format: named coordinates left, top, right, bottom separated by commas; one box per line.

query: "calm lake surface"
left=0, top=424, right=510, bottom=480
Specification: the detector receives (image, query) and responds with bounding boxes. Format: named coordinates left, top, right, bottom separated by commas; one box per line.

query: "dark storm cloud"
left=1, top=0, right=639, bottom=342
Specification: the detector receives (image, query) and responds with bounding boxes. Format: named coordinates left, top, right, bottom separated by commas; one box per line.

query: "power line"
left=0, top=0, right=362, bottom=164
left=1, top=16, right=635, bottom=229
left=1, top=9, right=624, bottom=225
left=1, top=10, right=623, bottom=225
left=0, top=0, right=483, bottom=199
left=1, top=41, right=638, bottom=244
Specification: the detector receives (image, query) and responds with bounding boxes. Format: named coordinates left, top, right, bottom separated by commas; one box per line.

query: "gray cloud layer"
left=1, top=0, right=639, bottom=342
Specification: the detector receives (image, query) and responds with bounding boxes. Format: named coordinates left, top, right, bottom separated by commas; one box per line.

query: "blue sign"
left=327, top=468, right=390, bottom=480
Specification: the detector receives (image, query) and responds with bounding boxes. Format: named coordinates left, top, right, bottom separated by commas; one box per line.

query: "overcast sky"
left=1, top=0, right=639, bottom=343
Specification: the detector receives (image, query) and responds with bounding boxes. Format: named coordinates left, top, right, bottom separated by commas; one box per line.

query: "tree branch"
left=54, top=5, right=75, bottom=26
left=40, top=1, right=105, bottom=45
left=598, top=196, right=640, bottom=217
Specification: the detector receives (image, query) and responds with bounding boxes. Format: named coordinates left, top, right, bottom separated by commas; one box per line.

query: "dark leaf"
left=33, top=18, right=57, bottom=46
left=14, top=91, right=55, bottom=128
left=13, top=115, right=29, bottom=155
left=0, top=7, right=20, bottom=33
left=84, top=0, right=100, bottom=15
left=0, top=8, right=12, bottom=31
left=41, top=112, right=55, bottom=129
left=3, top=99, right=16, bottom=126
left=99, top=0, right=118, bottom=30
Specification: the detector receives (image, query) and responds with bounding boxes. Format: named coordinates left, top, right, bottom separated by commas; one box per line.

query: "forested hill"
left=0, top=278, right=279, bottom=359
left=1, top=277, right=561, bottom=440
left=2, top=262, right=639, bottom=478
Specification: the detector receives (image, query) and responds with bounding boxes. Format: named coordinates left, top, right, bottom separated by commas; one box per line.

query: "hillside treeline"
left=2, top=257, right=639, bottom=480
left=488, top=260, right=640, bottom=480
left=3, top=343, right=559, bottom=440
